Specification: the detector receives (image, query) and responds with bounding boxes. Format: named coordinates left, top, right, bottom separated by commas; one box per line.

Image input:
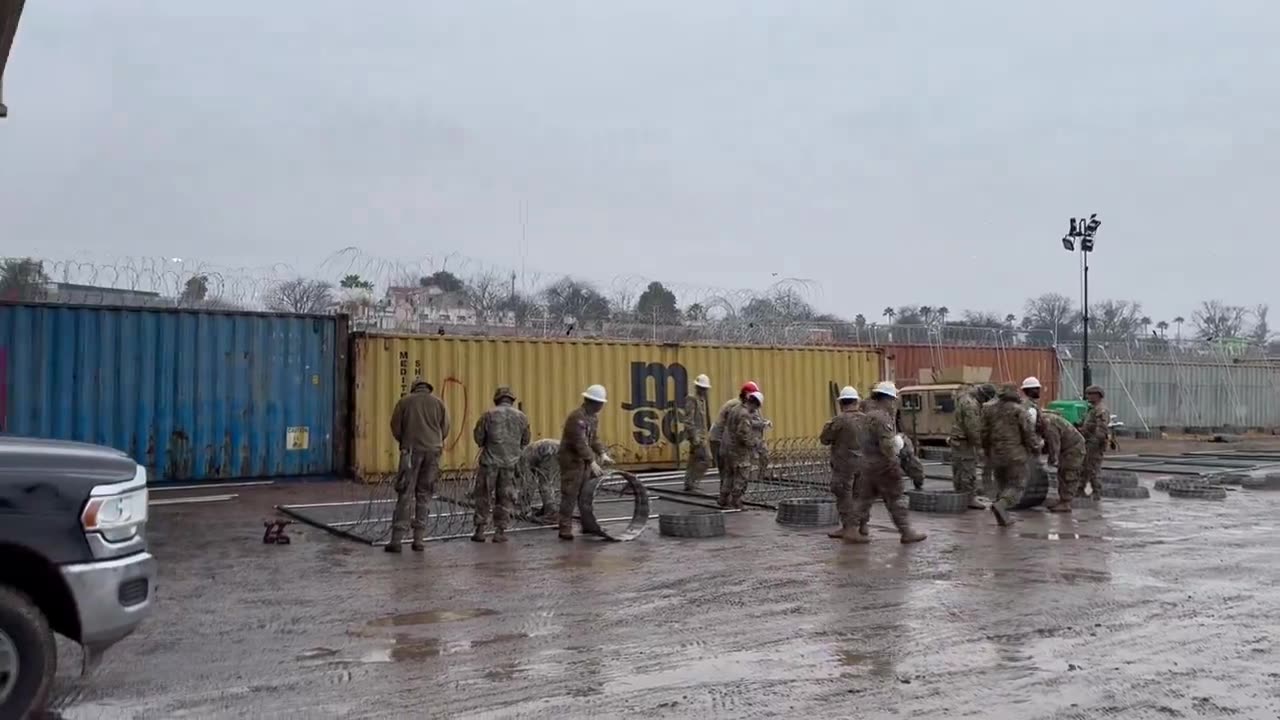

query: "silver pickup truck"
left=0, top=436, right=157, bottom=718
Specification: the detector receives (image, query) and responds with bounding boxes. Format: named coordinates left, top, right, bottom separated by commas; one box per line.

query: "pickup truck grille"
left=118, top=578, right=150, bottom=607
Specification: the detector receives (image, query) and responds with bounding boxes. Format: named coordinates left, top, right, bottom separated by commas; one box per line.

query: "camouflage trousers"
left=950, top=443, right=980, bottom=494
left=851, top=462, right=911, bottom=531
left=684, top=441, right=712, bottom=491
left=1054, top=449, right=1084, bottom=503
left=472, top=464, right=518, bottom=533
left=990, top=458, right=1027, bottom=508
left=391, top=448, right=441, bottom=541
left=718, top=456, right=753, bottom=508
left=557, top=462, right=589, bottom=535
left=519, top=457, right=559, bottom=516
left=1080, top=448, right=1106, bottom=497
left=829, top=468, right=857, bottom=527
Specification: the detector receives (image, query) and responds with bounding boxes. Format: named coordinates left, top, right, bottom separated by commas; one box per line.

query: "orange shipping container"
left=879, top=345, right=1059, bottom=402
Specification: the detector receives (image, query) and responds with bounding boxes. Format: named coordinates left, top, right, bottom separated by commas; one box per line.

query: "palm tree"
left=1156, top=320, right=1169, bottom=337
left=882, top=307, right=896, bottom=322
left=919, top=306, right=934, bottom=325
left=1004, top=314, right=1017, bottom=326
left=1140, top=316, right=1152, bottom=335
left=1174, top=316, right=1185, bottom=340
left=937, top=306, right=950, bottom=324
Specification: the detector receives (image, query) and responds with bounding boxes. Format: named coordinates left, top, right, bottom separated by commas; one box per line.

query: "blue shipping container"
left=0, top=304, right=341, bottom=482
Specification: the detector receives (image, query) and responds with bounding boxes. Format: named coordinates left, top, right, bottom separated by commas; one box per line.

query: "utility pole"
left=1061, top=214, right=1101, bottom=393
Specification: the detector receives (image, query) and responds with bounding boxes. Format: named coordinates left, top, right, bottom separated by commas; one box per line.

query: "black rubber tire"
left=0, top=586, right=56, bottom=720
left=905, top=489, right=968, bottom=514
left=1240, top=475, right=1280, bottom=491
left=578, top=471, right=650, bottom=541
left=1214, top=473, right=1248, bottom=486
left=1100, top=485, right=1151, bottom=499
left=1167, top=485, right=1227, bottom=500
left=775, top=498, right=839, bottom=527
left=1154, top=478, right=1215, bottom=492
left=1012, top=460, right=1050, bottom=510
left=658, top=511, right=726, bottom=538
left=1102, top=472, right=1139, bottom=488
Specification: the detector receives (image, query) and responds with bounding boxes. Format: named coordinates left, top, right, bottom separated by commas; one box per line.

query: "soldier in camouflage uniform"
left=557, top=384, right=612, bottom=540
left=899, top=434, right=926, bottom=491
left=519, top=438, right=561, bottom=522
left=1041, top=410, right=1085, bottom=512
left=720, top=390, right=765, bottom=509
left=950, top=383, right=994, bottom=509
left=820, top=386, right=863, bottom=539
left=683, top=374, right=714, bottom=491
left=709, top=381, right=758, bottom=470
left=981, top=384, right=1040, bottom=527
left=1079, top=385, right=1111, bottom=500
left=471, top=386, right=531, bottom=542
left=845, top=382, right=927, bottom=545
left=387, top=378, right=451, bottom=553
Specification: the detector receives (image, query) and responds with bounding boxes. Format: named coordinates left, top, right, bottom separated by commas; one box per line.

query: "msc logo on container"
left=621, top=361, right=692, bottom=446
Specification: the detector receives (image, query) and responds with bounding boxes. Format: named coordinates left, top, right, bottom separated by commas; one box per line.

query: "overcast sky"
left=2, top=1, right=1276, bottom=322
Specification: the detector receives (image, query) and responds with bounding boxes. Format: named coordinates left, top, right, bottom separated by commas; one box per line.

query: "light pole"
left=1061, top=214, right=1101, bottom=392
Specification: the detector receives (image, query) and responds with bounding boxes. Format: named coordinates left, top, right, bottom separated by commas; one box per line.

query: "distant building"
left=48, top=283, right=164, bottom=307
left=380, top=284, right=515, bottom=330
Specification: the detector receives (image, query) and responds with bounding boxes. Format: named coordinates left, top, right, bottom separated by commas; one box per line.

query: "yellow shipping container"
left=351, top=334, right=882, bottom=477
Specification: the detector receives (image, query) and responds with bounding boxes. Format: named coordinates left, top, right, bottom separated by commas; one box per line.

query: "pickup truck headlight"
left=82, top=464, right=149, bottom=543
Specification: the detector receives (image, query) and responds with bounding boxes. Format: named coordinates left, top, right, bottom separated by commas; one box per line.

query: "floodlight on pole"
left=1060, top=213, right=1101, bottom=391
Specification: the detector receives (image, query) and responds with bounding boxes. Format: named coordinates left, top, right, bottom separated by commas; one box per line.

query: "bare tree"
left=1022, top=293, right=1081, bottom=345
left=1251, top=304, right=1270, bottom=343
left=1089, top=300, right=1144, bottom=341
left=266, top=278, right=334, bottom=314
left=464, top=271, right=507, bottom=325
left=1192, top=300, right=1248, bottom=340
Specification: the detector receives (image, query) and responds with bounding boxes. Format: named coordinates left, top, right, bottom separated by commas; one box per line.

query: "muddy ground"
left=47, top=438, right=1280, bottom=719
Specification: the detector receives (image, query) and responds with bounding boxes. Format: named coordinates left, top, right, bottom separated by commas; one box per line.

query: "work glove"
left=892, top=434, right=905, bottom=454
left=912, top=478, right=924, bottom=490
left=589, top=461, right=604, bottom=478
left=600, top=453, right=614, bottom=466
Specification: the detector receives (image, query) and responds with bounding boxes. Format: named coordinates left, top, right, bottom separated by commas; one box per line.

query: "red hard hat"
left=741, top=381, right=760, bottom=394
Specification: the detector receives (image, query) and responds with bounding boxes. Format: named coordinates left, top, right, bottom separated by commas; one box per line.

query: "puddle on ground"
left=835, top=650, right=896, bottom=678
left=296, top=647, right=340, bottom=661
left=1019, top=532, right=1100, bottom=541
left=367, top=608, right=499, bottom=627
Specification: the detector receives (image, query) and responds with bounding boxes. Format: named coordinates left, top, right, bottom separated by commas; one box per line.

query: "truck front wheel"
left=0, top=586, right=56, bottom=719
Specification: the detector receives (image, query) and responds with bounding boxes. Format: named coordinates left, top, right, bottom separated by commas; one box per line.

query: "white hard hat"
left=582, top=384, right=608, bottom=403
left=747, top=390, right=764, bottom=405
left=872, top=381, right=899, bottom=399
left=1021, top=376, right=1042, bottom=390
left=838, top=386, right=860, bottom=401
left=694, top=374, right=711, bottom=389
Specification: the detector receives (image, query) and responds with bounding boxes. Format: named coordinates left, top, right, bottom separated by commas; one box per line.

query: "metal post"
left=1082, top=248, right=1092, bottom=391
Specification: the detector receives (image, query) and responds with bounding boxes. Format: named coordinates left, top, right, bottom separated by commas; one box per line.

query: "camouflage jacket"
left=558, top=405, right=606, bottom=464
left=899, top=435, right=925, bottom=484
left=1041, top=411, right=1084, bottom=466
left=708, top=398, right=741, bottom=443
left=390, top=388, right=451, bottom=452
left=683, top=394, right=710, bottom=446
left=855, top=400, right=901, bottom=475
left=522, top=437, right=560, bottom=467
left=473, top=403, right=531, bottom=468
left=723, top=403, right=763, bottom=461
left=949, top=391, right=984, bottom=446
left=1081, top=402, right=1111, bottom=451
left=981, top=393, right=1039, bottom=464
left=820, top=408, right=862, bottom=474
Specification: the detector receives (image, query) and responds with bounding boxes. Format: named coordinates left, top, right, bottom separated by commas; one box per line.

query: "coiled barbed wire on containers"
left=4, top=250, right=1272, bottom=360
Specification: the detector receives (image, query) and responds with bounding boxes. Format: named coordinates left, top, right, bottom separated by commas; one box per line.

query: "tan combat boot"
left=470, top=528, right=486, bottom=543
left=899, top=526, right=927, bottom=544
left=990, top=499, right=1014, bottom=527
left=827, top=521, right=846, bottom=539
left=841, top=525, right=871, bottom=544
left=967, top=493, right=986, bottom=510
left=1048, top=499, right=1072, bottom=513
left=491, top=530, right=508, bottom=544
